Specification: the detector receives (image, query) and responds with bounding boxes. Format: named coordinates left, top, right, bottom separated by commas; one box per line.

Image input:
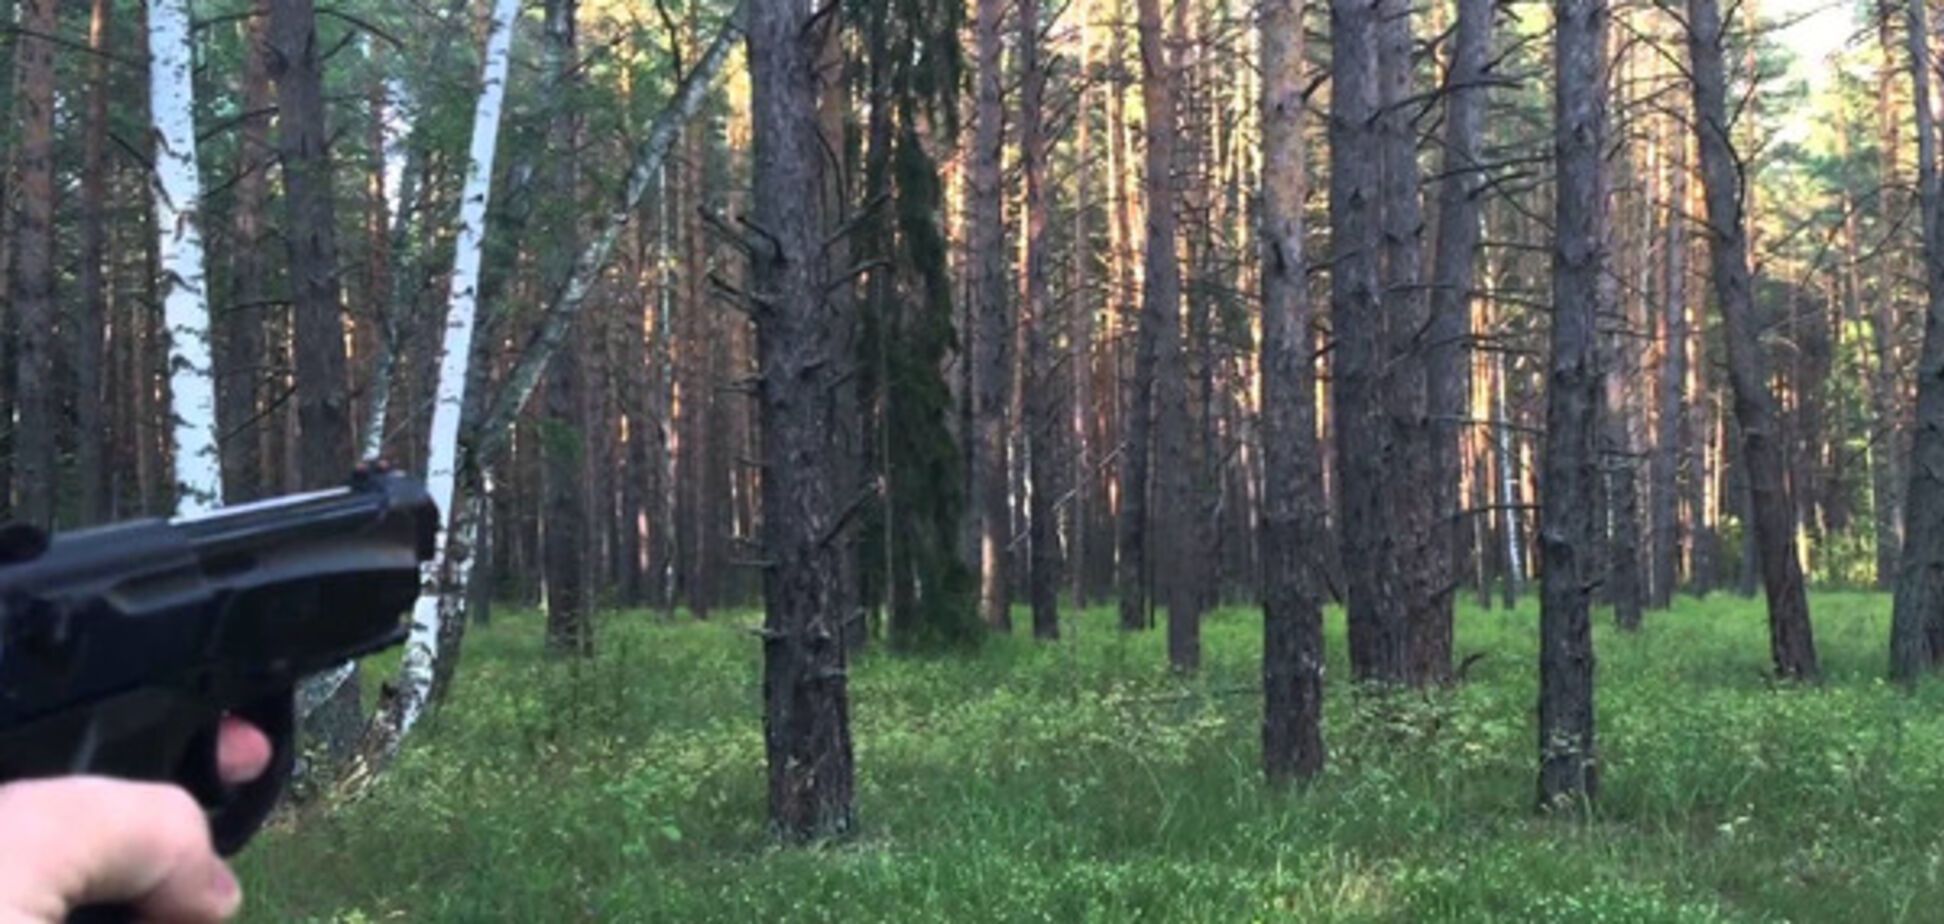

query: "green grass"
left=238, top=592, right=1944, bottom=922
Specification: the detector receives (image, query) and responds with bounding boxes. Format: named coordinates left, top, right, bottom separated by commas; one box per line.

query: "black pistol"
left=0, top=469, right=436, bottom=871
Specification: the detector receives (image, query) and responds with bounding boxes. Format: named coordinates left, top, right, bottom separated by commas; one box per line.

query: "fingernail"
left=211, top=862, right=240, bottom=905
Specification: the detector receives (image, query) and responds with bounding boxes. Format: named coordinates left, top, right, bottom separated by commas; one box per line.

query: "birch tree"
left=149, top=0, right=223, bottom=516
left=357, top=4, right=741, bottom=767
left=359, top=0, right=521, bottom=766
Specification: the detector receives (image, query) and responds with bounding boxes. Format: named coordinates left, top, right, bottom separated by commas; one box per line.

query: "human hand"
left=0, top=717, right=273, bottom=923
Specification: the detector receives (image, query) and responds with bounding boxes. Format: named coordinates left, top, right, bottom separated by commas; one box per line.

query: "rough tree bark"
left=1650, top=132, right=1689, bottom=610
left=1022, top=0, right=1060, bottom=640
left=268, top=0, right=354, bottom=489
left=9, top=0, right=54, bottom=528
left=1687, top=0, right=1820, bottom=680
left=1537, top=0, right=1604, bottom=809
left=149, top=0, right=224, bottom=515
left=747, top=0, right=857, bottom=839
left=221, top=1, right=274, bottom=503
left=1137, top=0, right=1198, bottom=670
left=1426, top=0, right=1494, bottom=673
left=1601, top=189, right=1644, bottom=630
left=1329, top=0, right=1400, bottom=682
left=74, top=0, right=112, bottom=524
left=1113, top=0, right=1155, bottom=633
left=1890, top=0, right=1944, bottom=682
left=1374, top=0, right=1441, bottom=687
left=1071, top=2, right=1097, bottom=610
left=1260, top=0, right=1325, bottom=784
left=1872, top=0, right=1907, bottom=590
left=268, top=0, right=366, bottom=772
left=541, top=0, right=592, bottom=658
left=971, top=0, right=1012, bottom=633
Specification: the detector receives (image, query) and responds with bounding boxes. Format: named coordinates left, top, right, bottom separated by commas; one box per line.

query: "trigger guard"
left=208, top=690, right=295, bottom=856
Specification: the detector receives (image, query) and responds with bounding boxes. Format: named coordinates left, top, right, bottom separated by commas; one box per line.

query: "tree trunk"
left=1136, top=0, right=1197, bottom=671
left=360, top=49, right=397, bottom=461
left=268, top=0, right=366, bottom=770
left=1374, top=0, right=1441, bottom=687
left=1686, top=0, right=1819, bottom=680
left=268, top=0, right=353, bottom=490
left=1330, top=0, right=1400, bottom=682
left=1109, top=0, right=1148, bottom=630
left=1260, top=0, right=1325, bottom=784
left=1071, top=4, right=1097, bottom=610
left=220, top=2, right=274, bottom=504
left=1603, top=337, right=1645, bottom=629
left=1873, top=0, right=1907, bottom=590
left=74, top=0, right=112, bottom=524
left=1650, top=131, right=1689, bottom=609
left=541, top=0, right=593, bottom=658
left=1021, top=0, right=1060, bottom=641
left=1537, top=0, right=1604, bottom=809
left=747, top=0, right=857, bottom=839
left=1426, top=0, right=1493, bottom=672
left=1890, top=0, right=1944, bottom=682
left=9, top=0, right=56, bottom=528
left=358, top=0, right=521, bottom=770
left=1601, top=161, right=1644, bottom=631
left=149, top=0, right=224, bottom=515
left=972, top=0, right=1013, bottom=633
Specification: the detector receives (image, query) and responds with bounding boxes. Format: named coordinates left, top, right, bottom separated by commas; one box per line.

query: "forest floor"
left=239, top=591, right=1944, bottom=922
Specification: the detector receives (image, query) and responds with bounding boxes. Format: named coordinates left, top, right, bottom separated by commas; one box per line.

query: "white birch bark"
left=375, top=0, right=520, bottom=752
left=148, top=0, right=222, bottom=516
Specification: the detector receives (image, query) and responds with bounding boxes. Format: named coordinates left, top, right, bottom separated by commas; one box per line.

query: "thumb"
left=0, top=778, right=242, bottom=924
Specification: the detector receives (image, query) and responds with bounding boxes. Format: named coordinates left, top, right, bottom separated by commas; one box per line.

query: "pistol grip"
left=60, top=690, right=294, bottom=924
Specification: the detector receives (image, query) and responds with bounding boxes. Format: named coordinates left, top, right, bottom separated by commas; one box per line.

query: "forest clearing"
left=12, top=0, right=1944, bottom=918
left=242, top=595, right=1943, bottom=923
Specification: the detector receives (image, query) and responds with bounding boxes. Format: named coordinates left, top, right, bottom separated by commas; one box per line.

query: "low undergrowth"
left=239, top=591, right=1944, bottom=922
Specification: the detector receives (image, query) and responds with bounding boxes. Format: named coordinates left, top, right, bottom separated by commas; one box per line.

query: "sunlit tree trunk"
left=1650, top=130, right=1689, bottom=609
